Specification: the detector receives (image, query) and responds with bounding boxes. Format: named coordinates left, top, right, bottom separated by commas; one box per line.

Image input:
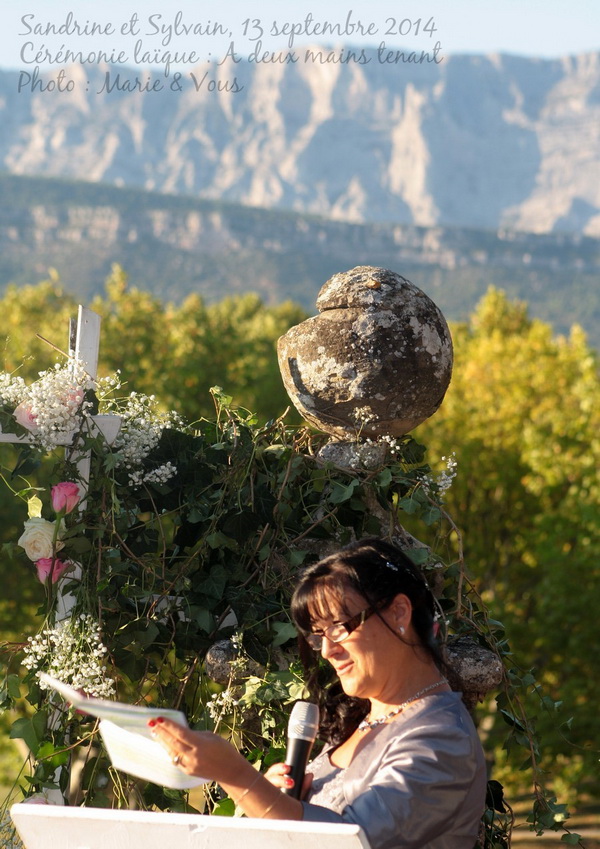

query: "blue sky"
left=2, top=0, right=598, bottom=70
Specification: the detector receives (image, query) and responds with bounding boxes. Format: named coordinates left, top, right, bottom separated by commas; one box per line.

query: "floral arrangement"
left=1, top=361, right=93, bottom=452
left=17, top=483, right=78, bottom=585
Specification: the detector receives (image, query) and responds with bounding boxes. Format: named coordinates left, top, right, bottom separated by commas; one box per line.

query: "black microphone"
left=282, top=700, right=320, bottom=799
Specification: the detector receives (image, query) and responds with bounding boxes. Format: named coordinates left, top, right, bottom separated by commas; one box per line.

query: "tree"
left=1, top=267, right=307, bottom=424
left=0, top=276, right=77, bottom=376
left=416, top=288, right=600, bottom=797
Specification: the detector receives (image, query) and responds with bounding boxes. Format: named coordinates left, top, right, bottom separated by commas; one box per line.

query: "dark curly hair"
left=291, top=537, right=457, bottom=744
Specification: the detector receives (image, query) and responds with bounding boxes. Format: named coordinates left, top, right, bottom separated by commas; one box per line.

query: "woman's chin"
left=339, top=678, right=365, bottom=700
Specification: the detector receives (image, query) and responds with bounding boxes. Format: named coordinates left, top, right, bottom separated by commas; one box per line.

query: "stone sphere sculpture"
left=277, top=266, right=453, bottom=439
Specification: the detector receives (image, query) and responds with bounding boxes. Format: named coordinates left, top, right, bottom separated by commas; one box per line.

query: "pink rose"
left=14, top=401, right=38, bottom=433
left=35, top=557, right=72, bottom=584
left=51, top=482, right=81, bottom=514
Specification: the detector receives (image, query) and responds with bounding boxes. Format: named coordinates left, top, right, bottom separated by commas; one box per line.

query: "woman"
left=150, top=538, right=486, bottom=848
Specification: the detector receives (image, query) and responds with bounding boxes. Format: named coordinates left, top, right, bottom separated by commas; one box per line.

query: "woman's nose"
left=320, top=634, right=340, bottom=660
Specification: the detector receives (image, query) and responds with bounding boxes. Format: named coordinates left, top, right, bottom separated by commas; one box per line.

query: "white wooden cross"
left=0, top=306, right=123, bottom=803
left=0, top=305, right=103, bottom=452
left=0, top=306, right=121, bottom=618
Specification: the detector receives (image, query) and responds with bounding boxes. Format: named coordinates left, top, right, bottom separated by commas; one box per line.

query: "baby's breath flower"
left=420, top=452, right=458, bottom=499
left=0, top=372, right=27, bottom=407
left=128, top=461, right=177, bottom=488
left=437, top=453, right=458, bottom=496
left=353, top=405, right=376, bottom=425
left=348, top=434, right=399, bottom=469
left=206, top=687, right=239, bottom=721
left=22, top=615, right=115, bottom=699
left=105, top=393, right=183, bottom=473
left=4, top=358, right=94, bottom=452
left=378, top=434, right=401, bottom=456
left=96, top=371, right=123, bottom=400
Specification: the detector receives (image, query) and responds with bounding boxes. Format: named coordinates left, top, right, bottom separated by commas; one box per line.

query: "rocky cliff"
left=1, top=49, right=599, bottom=234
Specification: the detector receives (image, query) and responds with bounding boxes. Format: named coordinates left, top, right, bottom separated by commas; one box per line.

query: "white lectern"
left=11, top=804, right=371, bottom=849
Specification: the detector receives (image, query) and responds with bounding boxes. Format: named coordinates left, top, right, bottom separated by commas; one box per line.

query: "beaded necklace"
left=357, top=679, right=447, bottom=732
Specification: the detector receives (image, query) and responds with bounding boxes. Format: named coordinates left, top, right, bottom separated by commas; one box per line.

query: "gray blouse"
left=301, top=692, right=486, bottom=849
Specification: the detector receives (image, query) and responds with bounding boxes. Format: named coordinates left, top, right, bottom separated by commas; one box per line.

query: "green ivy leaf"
left=11, top=447, right=41, bottom=478
left=189, top=606, right=214, bottom=633
left=405, top=547, right=430, bottom=566
left=7, top=674, right=21, bottom=699
left=271, top=622, right=297, bottom=647
left=221, top=510, right=262, bottom=542
left=288, top=549, right=308, bottom=568
left=0, top=408, right=20, bottom=434
left=376, top=468, right=392, bottom=488
left=212, top=797, right=236, bottom=816
left=328, top=479, right=359, bottom=504
left=135, top=622, right=160, bottom=647
left=103, top=452, right=121, bottom=472
left=10, top=715, right=45, bottom=755
left=205, top=531, right=238, bottom=551
left=421, top=505, right=442, bottom=526
left=65, top=536, right=92, bottom=554
left=199, top=564, right=228, bottom=599
left=397, top=496, right=420, bottom=514
left=500, top=709, right=527, bottom=732
left=36, top=741, right=69, bottom=770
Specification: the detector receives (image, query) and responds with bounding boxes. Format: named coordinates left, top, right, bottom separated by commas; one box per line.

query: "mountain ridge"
left=1, top=172, right=598, bottom=346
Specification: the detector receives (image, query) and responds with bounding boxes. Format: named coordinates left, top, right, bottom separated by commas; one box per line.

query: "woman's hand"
left=264, top=762, right=313, bottom=799
left=264, top=762, right=293, bottom=791
left=148, top=717, right=235, bottom=782
left=149, top=718, right=304, bottom=820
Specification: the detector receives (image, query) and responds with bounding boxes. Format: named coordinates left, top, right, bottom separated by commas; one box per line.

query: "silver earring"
left=399, top=625, right=405, bottom=635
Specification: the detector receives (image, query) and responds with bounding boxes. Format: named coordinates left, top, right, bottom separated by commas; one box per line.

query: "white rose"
left=17, top=518, right=65, bottom=562
left=23, top=794, right=50, bottom=805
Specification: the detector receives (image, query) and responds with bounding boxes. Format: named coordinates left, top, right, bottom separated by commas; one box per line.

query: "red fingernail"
left=285, top=778, right=294, bottom=787
left=156, top=717, right=164, bottom=724
left=148, top=719, right=156, bottom=728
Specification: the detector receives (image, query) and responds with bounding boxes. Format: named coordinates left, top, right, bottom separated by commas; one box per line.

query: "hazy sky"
left=2, top=0, right=599, bottom=71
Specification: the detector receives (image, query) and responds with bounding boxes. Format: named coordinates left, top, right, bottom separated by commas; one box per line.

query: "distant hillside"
left=1, top=51, right=600, bottom=235
left=1, top=174, right=598, bottom=346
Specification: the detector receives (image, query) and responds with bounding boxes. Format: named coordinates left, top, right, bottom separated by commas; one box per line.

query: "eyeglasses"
left=304, top=606, right=376, bottom=651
